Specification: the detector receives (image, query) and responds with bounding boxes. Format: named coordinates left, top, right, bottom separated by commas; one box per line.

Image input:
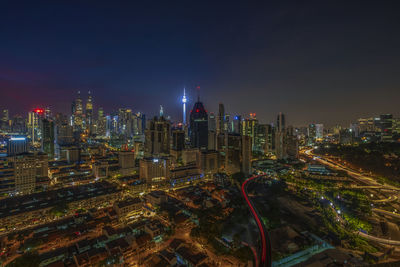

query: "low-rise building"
left=113, top=197, right=142, bottom=221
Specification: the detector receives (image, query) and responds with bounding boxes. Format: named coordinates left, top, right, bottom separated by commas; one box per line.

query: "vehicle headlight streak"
left=241, top=175, right=271, bottom=267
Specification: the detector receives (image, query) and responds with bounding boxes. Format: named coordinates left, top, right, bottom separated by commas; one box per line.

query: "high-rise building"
left=139, top=157, right=170, bottom=185
left=208, top=112, right=216, bottom=132
left=145, top=116, right=171, bottom=156
left=7, top=137, right=28, bottom=156
left=255, top=124, right=273, bottom=154
left=41, top=119, right=55, bottom=158
left=380, top=114, right=393, bottom=142
left=307, top=124, right=316, bottom=145
left=44, top=107, right=52, bottom=119
left=189, top=97, right=208, bottom=150
left=231, top=115, right=241, bottom=134
left=315, top=124, right=324, bottom=140
left=56, top=123, right=74, bottom=145
left=118, top=151, right=135, bottom=176
left=118, top=108, right=134, bottom=138
left=216, top=133, right=251, bottom=174
left=242, top=114, right=258, bottom=150
left=1, top=109, right=10, bottom=132
left=28, top=109, right=44, bottom=145
left=358, top=118, right=376, bottom=133
left=172, top=129, right=185, bottom=151
left=11, top=115, right=26, bottom=134
left=217, top=103, right=225, bottom=134
left=208, top=131, right=217, bottom=151
left=2, top=109, right=9, bottom=123
left=224, top=114, right=230, bottom=132
left=276, top=112, right=285, bottom=132
left=339, top=129, right=354, bottom=145
left=393, top=118, right=400, bottom=136
left=85, top=91, right=93, bottom=132
left=96, top=107, right=106, bottom=136
left=28, top=112, right=39, bottom=144
left=72, top=91, right=83, bottom=131
left=286, top=126, right=299, bottom=159
left=241, top=135, right=252, bottom=175
left=7, top=153, right=48, bottom=195
left=275, top=113, right=292, bottom=159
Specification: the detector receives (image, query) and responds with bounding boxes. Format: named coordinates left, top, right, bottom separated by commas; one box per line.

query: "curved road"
left=242, top=175, right=272, bottom=267
left=303, top=149, right=400, bottom=246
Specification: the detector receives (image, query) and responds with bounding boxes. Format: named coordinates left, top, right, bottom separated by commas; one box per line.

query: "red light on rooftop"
left=34, top=108, right=44, bottom=114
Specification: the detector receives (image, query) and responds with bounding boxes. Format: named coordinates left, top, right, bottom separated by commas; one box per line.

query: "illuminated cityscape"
left=1, top=2, right=400, bottom=267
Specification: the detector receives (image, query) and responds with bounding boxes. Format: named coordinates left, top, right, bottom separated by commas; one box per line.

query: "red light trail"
left=241, top=175, right=271, bottom=267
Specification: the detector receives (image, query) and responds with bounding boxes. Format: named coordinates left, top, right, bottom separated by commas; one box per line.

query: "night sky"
left=1, top=1, right=400, bottom=127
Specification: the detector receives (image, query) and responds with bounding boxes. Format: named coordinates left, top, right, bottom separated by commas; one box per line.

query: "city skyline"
left=1, top=1, right=400, bottom=127
left=2, top=2, right=400, bottom=266
left=1, top=89, right=398, bottom=128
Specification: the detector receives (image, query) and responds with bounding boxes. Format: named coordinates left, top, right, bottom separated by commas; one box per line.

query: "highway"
left=302, top=149, right=400, bottom=245
left=241, top=175, right=271, bottom=267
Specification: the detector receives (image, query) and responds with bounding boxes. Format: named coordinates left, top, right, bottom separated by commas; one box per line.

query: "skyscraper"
left=232, top=115, right=241, bottom=134
left=276, top=112, right=285, bottom=132
left=7, top=137, right=28, bottom=156
left=275, top=113, right=287, bottom=159
left=72, top=91, right=83, bottom=131
left=189, top=97, right=208, bottom=150
left=242, top=114, right=258, bottom=150
left=9, top=152, right=48, bottom=195
left=145, top=116, right=171, bottom=156
left=182, top=88, right=187, bottom=125
left=315, top=124, right=324, bottom=140
left=380, top=114, right=393, bottom=142
left=172, top=129, right=185, bottom=151
left=1, top=109, right=9, bottom=132
left=41, top=119, right=55, bottom=158
left=85, top=91, right=93, bottom=132
left=2, top=109, right=9, bottom=122
left=208, top=112, right=216, bottom=132
left=11, top=115, right=26, bottom=134
left=218, top=102, right=225, bottom=134
left=28, top=111, right=39, bottom=144
left=308, top=124, right=316, bottom=145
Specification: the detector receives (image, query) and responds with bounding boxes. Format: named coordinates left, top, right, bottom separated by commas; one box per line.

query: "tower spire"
left=182, top=87, right=187, bottom=125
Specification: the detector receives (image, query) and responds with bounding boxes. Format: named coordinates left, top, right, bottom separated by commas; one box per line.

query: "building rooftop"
left=115, top=197, right=141, bottom=209
left=0, top=181, right=120, bottom=219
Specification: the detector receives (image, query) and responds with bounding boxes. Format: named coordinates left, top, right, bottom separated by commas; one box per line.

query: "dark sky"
left=1, top=1, right=400, bottom=127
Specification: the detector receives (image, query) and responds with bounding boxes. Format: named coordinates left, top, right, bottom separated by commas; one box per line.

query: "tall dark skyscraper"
left=41, top=118, right=55, bottom=158
left=276, top=112, right=285, bottom=132
left=218, top=102, right=225, bottom=134
left=190, top=97, right=208, bottom=150
left=172, top=129, right=185, bottom=151
left=275, top=112, right=287, bottom=159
